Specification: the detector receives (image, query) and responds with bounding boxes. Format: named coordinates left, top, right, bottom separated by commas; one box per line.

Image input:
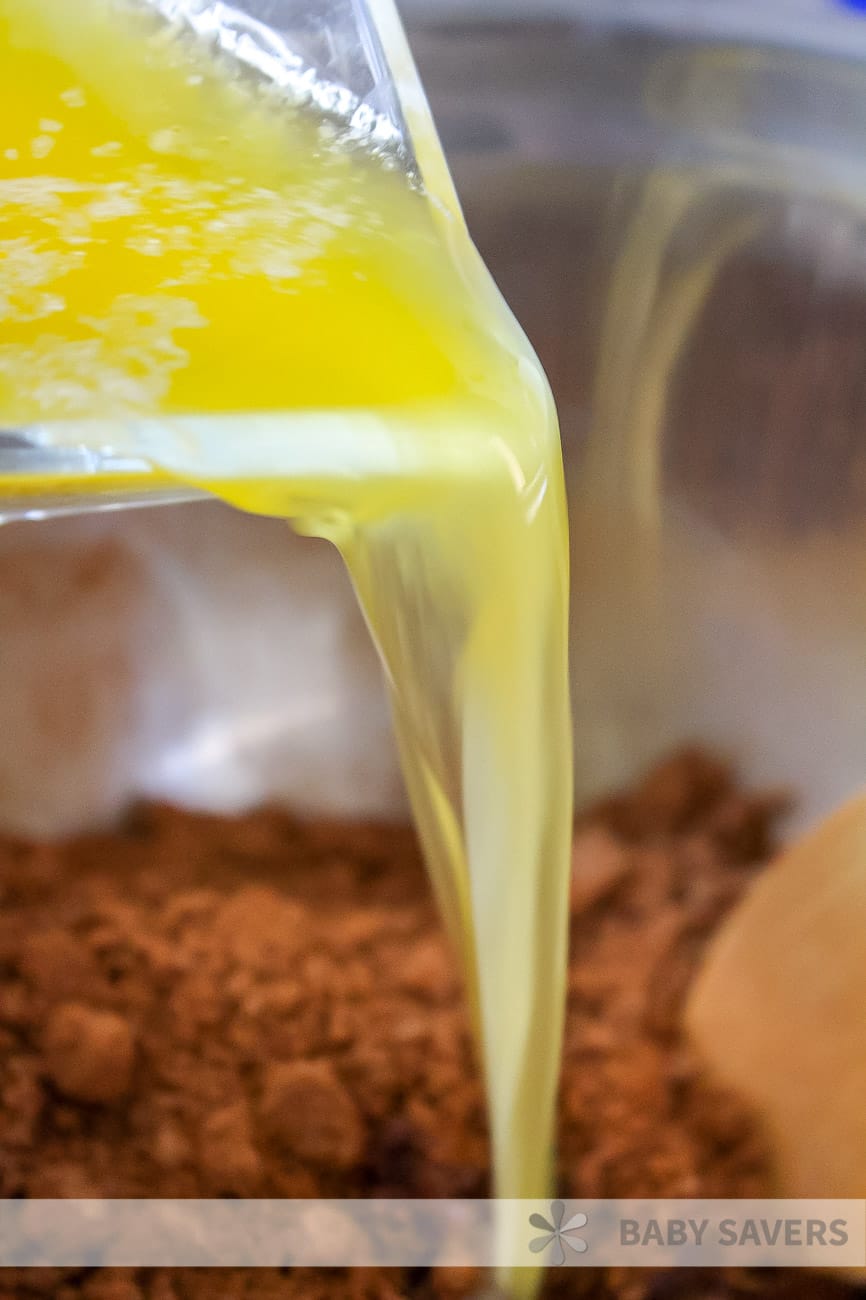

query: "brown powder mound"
left=0, top=750, right=856, bottom=1300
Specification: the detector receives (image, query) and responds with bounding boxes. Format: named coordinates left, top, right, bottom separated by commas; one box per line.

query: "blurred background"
left=4, top=0, right=866, bottom=841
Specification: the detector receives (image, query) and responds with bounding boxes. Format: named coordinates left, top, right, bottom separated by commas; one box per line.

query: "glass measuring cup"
left=0, top=0, right=465, bottom=523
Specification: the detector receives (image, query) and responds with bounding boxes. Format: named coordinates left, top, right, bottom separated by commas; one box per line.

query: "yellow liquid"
left=0, top=0, right=573, bottom=1287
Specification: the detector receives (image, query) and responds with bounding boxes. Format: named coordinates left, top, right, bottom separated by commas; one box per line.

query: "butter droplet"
left=149, top=128, right=182, bottom=155
left=30, top=136, right=56, bottom=160
left=60, top=87, right=86, bottom=109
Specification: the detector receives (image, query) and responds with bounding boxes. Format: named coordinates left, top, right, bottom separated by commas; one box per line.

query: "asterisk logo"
left=529, top=1201, right=588, bottom=1264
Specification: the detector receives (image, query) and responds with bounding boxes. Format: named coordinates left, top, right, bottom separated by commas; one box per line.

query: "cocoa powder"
left=0, top=750, right=854, bottom=1300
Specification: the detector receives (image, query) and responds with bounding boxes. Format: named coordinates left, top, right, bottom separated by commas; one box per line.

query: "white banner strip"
left=0, top=1200, right=862, bottom=1269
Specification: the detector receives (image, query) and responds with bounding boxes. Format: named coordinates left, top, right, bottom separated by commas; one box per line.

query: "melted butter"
left=0, top=3, right=573, bottom=1291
